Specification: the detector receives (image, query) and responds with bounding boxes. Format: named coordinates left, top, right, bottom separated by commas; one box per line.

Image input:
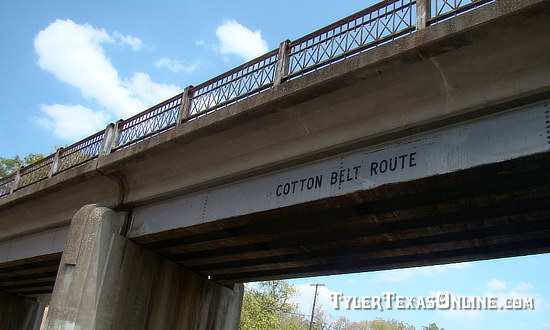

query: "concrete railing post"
left=48, top=148, right=63, bottom=178
left=10, top=169, right=21, bottom=194
left=274, top=40, right=291, bottom=86
left=99, top=121, right=122, bottom=157
left=416, top=0, right=431, bottom=30
left=177, top=86, right=194, bottom=124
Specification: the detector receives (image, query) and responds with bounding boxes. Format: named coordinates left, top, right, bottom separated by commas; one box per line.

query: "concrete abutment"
left=44, top=204, right=243, bottom=329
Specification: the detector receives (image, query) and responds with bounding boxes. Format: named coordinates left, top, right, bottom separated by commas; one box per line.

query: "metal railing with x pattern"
left=430, top=0, right=494, bottom=23
left=0, top=174, right=16, bottom=198
left=57, top=131, right=105, bottom=173
left=1, top=0, right=495, bottom=199
left=188, top=50, right=279, bottom=118
left=17, top=154, right=55, bottom=189
left=288, top=0, right=416, bottom=80
left=115, top=94, right=183, bottom=151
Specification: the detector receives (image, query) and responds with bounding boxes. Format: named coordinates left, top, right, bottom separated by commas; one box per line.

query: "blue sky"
left=1, top=1, right=549, bottom=329
left=0, top=0, right=375, bottom=156
left=290, top=254, right=550, bottom=329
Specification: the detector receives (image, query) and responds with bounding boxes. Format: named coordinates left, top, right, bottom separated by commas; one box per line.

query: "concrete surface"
left=44, top=204, right=242, bottom=329
left=0, top=0, right=549, bottom=295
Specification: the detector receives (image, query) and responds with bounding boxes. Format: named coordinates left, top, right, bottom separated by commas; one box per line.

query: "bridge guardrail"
left=1, top=0, right=494, bottom=198
left=0, top=173, right=16, bottom=198
left=287, top=0, right=416, bottom=80
left=188, top=50, right=279, bottom=119
left=17, top=154, right=55, bottom=189
left=57, top=131, right=105, bottom=173
left=430, top=0, right=493, bottom=24
left=114, top=93, right=183, bottom=151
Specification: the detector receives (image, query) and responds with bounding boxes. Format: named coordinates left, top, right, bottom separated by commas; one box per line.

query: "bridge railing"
left=16, top=154, right=55, bottom=189
left=0, top=173, right=17, bottom=198
left=114, top=93, right=183, bottom=151
left=1, top=0, right=494, bottom=199
left=287, top=0, right=416, bottom=80
left=429, top=0, right=494, bottom=24
left=188, top=50, right=279, bottom=119
left=57, top=131, right=105, bottom=173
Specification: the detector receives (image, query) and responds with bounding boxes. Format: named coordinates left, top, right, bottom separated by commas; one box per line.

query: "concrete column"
left=0, top=291, right=46, bottom=330
left=9, top=169, right=21, bottom=194
left=416, top=0, right=431, bottom=29
left=44, top=204, right=243, bottom=329
left=48, top=148, right=62, bottom=178
left=274, top=40, right=291, bottom=86
left=99, top=121, right=122, bottom=156
left=177, top=86, right=194, bottom=124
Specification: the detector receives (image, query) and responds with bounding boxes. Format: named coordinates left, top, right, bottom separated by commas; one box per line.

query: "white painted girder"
left=129, top=100, right=550, bottom=238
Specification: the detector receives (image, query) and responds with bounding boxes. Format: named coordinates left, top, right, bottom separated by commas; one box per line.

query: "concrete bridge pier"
left=44, top=204, right=243, bottom=330
left=0, top=292, right=47, bottom=330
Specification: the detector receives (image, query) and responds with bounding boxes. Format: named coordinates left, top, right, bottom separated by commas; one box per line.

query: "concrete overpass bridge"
left=1, top=0, right=550, bottom=328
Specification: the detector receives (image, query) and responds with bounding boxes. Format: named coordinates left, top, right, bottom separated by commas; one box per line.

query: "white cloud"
left=482, top=282, right=546, bottom=314
left=113, top=31, right=144, bottom=50
left=33, top=19, right=181, bottom=140
left=35, top=104, right=110, bottom=140
left=216, top=19, right=268, bottom=61
left=430, top=289, right=485, bottom=322
left=415, top=262, right=473, bottom=277
left=439, top=308, right=484, bottom=322
left=155, top=58, right=198, bottom=73
left=292, top=283, right=341, bottom=316
left=376, top=269, right=415, bottom=283
left=122, top=72, right=181, bottom=106
left=375, top=262, right=473, bottom=283
left=34, top=19, right=145, bottom=117
left=488, top=279, right=507, bottom=291
left=516, top=281, right=534, bottom=292
left=543, top=321, right=550, bottom=327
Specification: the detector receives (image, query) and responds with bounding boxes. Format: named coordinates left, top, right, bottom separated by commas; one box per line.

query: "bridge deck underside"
left=135, top=152, right=550, bottom=284
left=2, top=152, right=549, bottom=293
left=0, top=253, right=60, bottom=295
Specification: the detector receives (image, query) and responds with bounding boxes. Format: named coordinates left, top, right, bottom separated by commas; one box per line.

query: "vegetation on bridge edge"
left=0, top=153, right=44, bottom=178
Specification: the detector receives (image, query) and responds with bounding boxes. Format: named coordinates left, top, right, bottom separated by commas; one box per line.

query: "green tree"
left=239, top=280, right=306, bottom=330
left=334, top=316, right=351, bottom=330
left=341, top=318, right=417, bottom=330
left=421, top=323, right=444, bottom=330
left=362, top=318, right=415, bottom=330
left=0, top=153, right=44, bottom=178
left=238, top=282, right=443, bottom=330
left=309, top=304, right=332, bottom=330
